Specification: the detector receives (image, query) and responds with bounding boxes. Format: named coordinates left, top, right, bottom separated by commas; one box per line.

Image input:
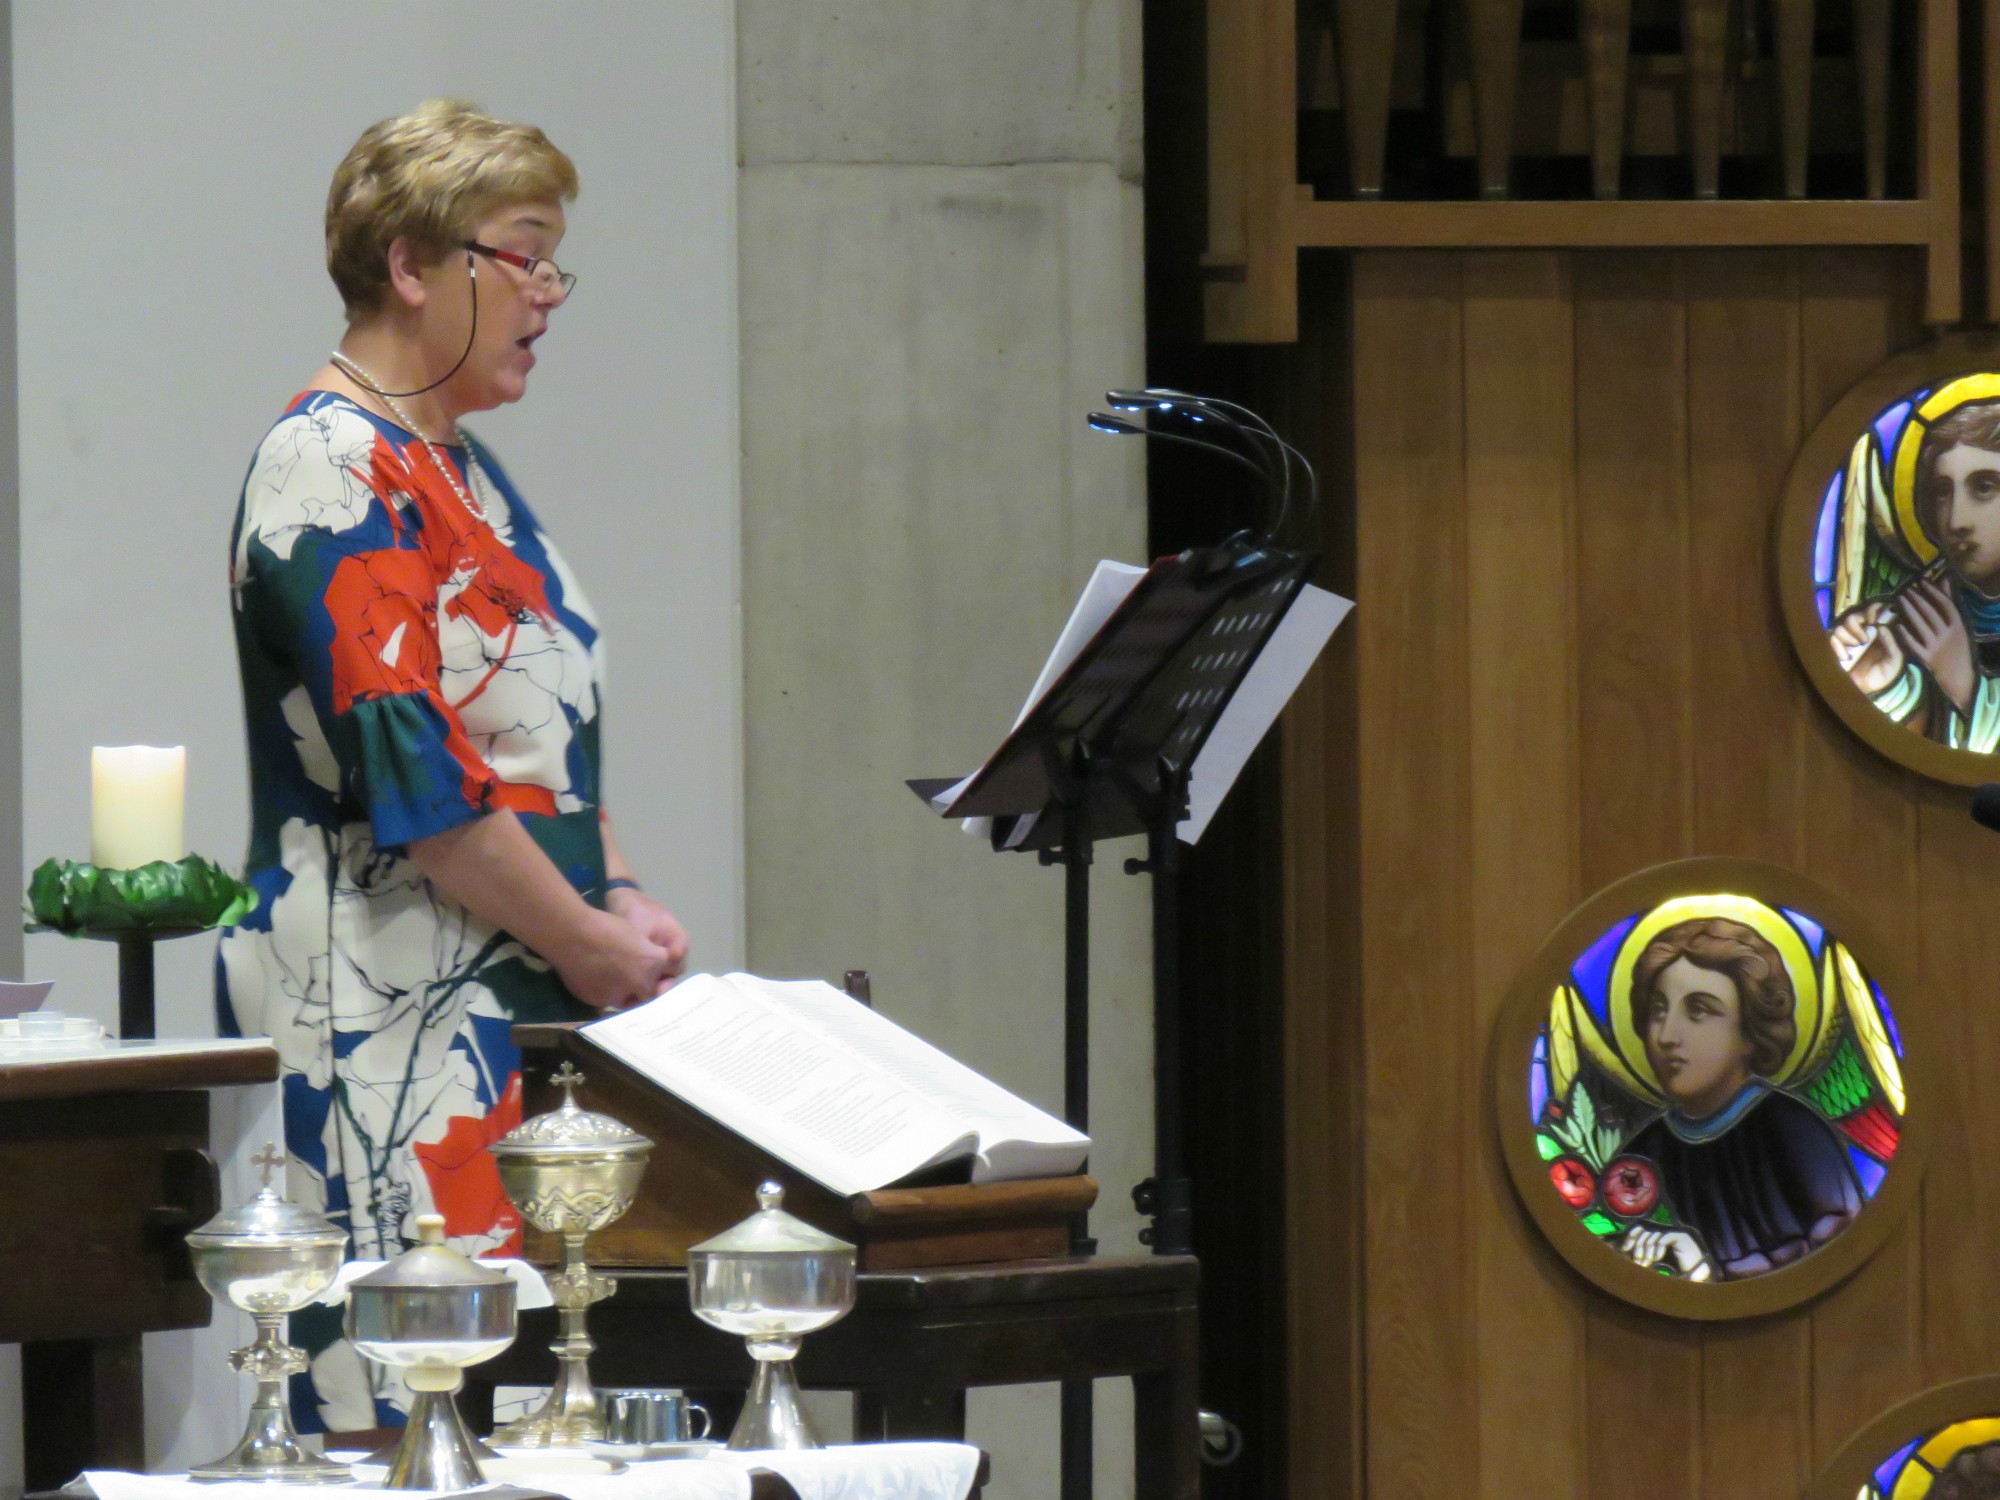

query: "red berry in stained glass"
left=1550, top=1158, right=1595, bottom=1209
left=1603, top=1155, right=1661, bottom=1217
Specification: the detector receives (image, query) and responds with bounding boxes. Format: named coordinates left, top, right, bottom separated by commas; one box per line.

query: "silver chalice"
left=346, top=1213, right=517, bottom=1489
left=184, top=1144, right=352, bottom=1485
left=487, top=1062, right=653, bottom=1446
left=688, top=1182, right=856, bottom=1450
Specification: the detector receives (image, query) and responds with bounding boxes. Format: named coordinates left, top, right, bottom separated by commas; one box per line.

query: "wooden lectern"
left=0, top=1040, right=280, bottom=1489
left=512, top=1022, right=1098, bottom=1269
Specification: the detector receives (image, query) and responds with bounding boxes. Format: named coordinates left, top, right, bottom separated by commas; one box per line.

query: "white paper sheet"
left=939, top=558, right=1147, bottom=836
left=1179, top=582, right=1351, bottom=842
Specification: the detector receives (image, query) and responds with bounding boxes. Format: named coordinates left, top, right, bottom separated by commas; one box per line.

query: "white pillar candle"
left=90, top=745, right=185, bottom=868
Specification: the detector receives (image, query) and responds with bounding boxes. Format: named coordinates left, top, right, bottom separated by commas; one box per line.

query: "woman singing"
left=217, top=100, right=688, bottom=1431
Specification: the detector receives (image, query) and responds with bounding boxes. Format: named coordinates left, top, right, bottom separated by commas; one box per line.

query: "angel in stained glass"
left=1858, top=1417, right=2000, bottom=1500
left=1529, top=895, right=1905, bottom=1283
left=1819, top=375, right=2000, bottom=749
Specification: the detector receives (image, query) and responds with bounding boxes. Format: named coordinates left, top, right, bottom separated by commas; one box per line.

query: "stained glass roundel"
left=1861, top=1419, right=2000, bottom=1500
left=1806, top=1377, right=2000, bottom=1500
left=1778, top=333, right=2000, bottom=786
left=1494, top=859, right=1926, bottom=1321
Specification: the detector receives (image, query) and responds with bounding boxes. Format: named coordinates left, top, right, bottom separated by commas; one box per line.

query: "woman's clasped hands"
left=555, top=895, right=689, bottom=1012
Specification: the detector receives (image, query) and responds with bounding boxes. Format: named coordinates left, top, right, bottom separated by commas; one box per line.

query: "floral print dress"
left=217, top=390, right=605, bottom=1430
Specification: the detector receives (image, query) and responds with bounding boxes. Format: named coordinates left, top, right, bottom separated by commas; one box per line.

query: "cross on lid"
left=551, top=1061, right=586, bottom=1108
left=251, top=1141, right=285, bottom=1189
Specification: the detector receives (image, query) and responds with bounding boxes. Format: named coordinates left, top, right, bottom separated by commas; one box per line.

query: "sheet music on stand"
left=913, top=545, right=1351, bottom=848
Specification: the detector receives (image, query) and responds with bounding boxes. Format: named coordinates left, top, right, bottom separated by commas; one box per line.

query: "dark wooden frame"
left=1205, top=0, right=1964, bottom=340
left=1490, top=856, right=1929, bottom=1321
left=1775, top=330, right=2000, bottom=788
left=1806, top=1373, right=2000, bottom=1500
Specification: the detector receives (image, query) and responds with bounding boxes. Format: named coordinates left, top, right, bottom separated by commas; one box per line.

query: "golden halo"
left=1895, top=1417, right=2000, bottom=1499
left=1890, top=373, right=2000, bottom=566
left=1605, top=894, right=1825, bottom=1100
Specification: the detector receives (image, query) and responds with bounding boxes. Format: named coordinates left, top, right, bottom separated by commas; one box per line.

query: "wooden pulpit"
left=512, top=1022, right=1098, bottom=1270
left=0, top=1039, right=279, bottom=1489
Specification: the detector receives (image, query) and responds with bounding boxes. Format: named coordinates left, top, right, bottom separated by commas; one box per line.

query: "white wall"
left=15, top=0, right=742, bottom=1028
left=6, top=0, right=739, bottom=1480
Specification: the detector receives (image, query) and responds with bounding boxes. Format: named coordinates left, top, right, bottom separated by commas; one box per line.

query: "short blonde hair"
left=325, top=99, right=578, bottom=321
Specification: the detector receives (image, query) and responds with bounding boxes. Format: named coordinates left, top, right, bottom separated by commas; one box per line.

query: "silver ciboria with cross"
left=184, top=1144, right=353, bottom=1482
left=487, top=1063, right=654, bottom=1445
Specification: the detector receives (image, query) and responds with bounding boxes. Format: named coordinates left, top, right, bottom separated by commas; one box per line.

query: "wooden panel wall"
left=1282, top=245, right=2000, bottom=1499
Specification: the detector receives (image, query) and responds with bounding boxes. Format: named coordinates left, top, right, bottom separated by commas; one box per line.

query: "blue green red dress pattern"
left=217, top=390, right=603, bottom=1429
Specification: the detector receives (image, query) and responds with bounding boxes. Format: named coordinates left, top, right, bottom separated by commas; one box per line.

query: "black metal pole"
left=1058, top=796, right=1095, bottom=1500
left=117, top=932, right=155, bottom=1040
left=1063, top=831, right=1093, bottom=1210
left=1140, top=804, right=1193, bottom=1257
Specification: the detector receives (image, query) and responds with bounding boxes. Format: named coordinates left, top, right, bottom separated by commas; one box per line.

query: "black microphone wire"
left=363, top=251, right=481, bottom=398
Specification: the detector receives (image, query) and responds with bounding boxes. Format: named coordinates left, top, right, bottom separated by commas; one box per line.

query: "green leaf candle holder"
left=22, top=855, right=257, bottom=1039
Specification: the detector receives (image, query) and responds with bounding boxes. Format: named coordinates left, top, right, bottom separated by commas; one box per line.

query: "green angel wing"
left=1832, top=942, right=1905, bottom=1116
left=1797, top=943, right=1905, bottom=1163
left=1833, top=430, right=1921, bottom=618
left=1801, top=1033, right=1871, bottom=1119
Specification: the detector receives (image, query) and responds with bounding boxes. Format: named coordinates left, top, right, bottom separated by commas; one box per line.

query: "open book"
left=582, top=972, right=1091, bottom=1198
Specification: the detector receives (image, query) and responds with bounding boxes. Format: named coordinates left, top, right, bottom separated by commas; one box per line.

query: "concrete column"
left=737, top=6, right=1149, bottom=1497
left=0, top=0, right=17, bottom=991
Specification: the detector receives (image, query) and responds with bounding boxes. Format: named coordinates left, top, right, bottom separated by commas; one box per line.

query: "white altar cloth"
left=82, top=1444, right=982, bottom=1500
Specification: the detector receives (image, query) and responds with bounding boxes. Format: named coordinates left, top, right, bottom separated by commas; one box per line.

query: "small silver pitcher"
left=601, top=1389, right=713, bottom=1445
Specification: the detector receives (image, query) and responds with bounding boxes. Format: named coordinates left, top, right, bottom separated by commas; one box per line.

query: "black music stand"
left=911, top=538, right=1323, bottom=1500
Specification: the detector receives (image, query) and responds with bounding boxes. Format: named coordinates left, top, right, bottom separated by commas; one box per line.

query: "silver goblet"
left=346, top=1213, right=518, bottom=1490
left=487, top=1062, right=653, bottom=1446
left=184, top=1144, right=352, bottom=1485
left=688, top=1182, right=856, bottom=1451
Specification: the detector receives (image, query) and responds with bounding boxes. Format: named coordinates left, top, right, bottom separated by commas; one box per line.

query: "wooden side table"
left=468, top=1255, right=1198, bottom=1500
left=0, top=1040, right=279, bottom=1488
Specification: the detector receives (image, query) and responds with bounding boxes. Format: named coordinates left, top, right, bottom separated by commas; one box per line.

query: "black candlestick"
left=79, top=926, right=202, bottom=1041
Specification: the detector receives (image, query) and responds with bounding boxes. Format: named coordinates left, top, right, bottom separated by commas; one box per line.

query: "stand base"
left=489, top=1336, right=604, bottom=1447
left=491, top=1406, right=603, bottom=1448
left=371, top=1392, right=493, bottom=1491
left=727, top=1358, right=821, bottom=1451
left=188, top=1410, right=352, bottom=1486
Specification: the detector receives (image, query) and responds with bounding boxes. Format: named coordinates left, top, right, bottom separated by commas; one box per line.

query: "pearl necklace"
left=329, top=351, right=489, bottom=525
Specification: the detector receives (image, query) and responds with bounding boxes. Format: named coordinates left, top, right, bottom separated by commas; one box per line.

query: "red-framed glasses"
left=464, top=241, right=577, bottom=299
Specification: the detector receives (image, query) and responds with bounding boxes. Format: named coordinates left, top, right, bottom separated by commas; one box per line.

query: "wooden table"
left=468, top=1255, right=1198, bottom=1500
left=0, top=1040, right=279, bottom=1489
